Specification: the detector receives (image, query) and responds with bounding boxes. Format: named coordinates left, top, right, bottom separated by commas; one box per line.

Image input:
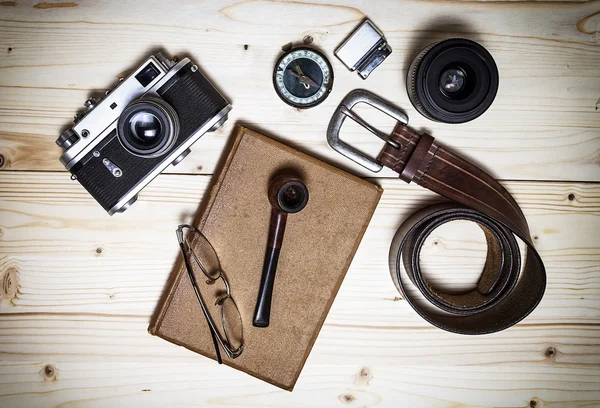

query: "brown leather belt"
left=327, top=90, right=546, bottom=334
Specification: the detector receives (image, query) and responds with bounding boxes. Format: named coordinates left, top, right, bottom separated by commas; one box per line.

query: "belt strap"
left=380, top=124, right=546, bottom=334
left=326, top=91, right=546, bottom=334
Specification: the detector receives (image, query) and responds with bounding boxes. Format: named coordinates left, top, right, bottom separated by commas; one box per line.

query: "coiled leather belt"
left=328, top=90, right=546, bottom=334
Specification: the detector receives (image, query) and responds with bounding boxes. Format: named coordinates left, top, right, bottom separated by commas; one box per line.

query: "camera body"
left=56, top=53, right=231, bottom=214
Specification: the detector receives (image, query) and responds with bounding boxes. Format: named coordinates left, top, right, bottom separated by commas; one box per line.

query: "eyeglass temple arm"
left=179, top=242, right=223, bottom=365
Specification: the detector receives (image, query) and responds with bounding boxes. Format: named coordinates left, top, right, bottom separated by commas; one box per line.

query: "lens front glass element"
left=439, top=68, right=466, bottom=94
left=117, top=97, right=179, bottom=157
left=129, top=112, right=163, bottom=146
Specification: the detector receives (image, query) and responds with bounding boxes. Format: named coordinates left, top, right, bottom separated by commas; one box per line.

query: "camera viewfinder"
left=135, top=63, right=160, bottom=87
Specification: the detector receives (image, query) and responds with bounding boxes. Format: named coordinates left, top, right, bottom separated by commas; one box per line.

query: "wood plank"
left=0, top=0, right=599, bottom=405
left=0, top=172, right=597, bottom=323
left=0, top=311, right=599, bottom=366
left=0, top=0, right=599, bottom=180
left=0, top=171, right=598, bottom=395
left=0, top=360, right=598, bottom=408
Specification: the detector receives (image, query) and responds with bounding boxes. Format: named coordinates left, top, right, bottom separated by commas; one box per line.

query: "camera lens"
left=129, top=112, right=162, bottom=143
left=117, top=97, right=179, bottom=157
left=407, top=38, right=499, bottom=124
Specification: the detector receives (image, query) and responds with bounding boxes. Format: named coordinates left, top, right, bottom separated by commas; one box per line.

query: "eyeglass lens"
left=185, top=231, right=221, bottom=280
left=220, top=296, right=243, bottom=351
left=184, top=229, right=243, bottom=354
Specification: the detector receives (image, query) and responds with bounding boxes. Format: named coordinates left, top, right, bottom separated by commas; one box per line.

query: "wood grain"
left=0, top=171, right=598, bottom=406
left=0, top=0, right=599, bottom=406
left=0, top=0, right=598, bottom=180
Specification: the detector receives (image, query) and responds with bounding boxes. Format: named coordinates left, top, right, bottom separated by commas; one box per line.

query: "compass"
left=273, top=47, right=334, bottom=109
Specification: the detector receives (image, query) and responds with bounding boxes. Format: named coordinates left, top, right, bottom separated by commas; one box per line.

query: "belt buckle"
left=327, top=90, right=408, bottom=172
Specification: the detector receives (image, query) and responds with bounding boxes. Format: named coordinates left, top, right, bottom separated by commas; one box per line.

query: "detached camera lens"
left=117, top=97, right=179, bottom=157
left=407, top=38, right=499, bottom=124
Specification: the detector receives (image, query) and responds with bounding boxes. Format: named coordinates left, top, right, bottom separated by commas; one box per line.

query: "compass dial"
left=273, top=47, right=333, bottom=109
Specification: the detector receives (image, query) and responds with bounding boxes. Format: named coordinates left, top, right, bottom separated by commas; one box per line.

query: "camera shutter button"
left=84, top=97, right=98, bottom=112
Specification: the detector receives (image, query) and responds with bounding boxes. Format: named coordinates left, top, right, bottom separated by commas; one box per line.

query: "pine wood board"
left=0, top=172, right=599, bottom=406
left=0, top=362, right=598, bottom=408
left=0, top=0, right=599, bottom=406
left=0, top=0, right=599, bottom=180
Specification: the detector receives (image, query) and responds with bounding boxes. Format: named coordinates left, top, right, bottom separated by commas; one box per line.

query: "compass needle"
left=293, top=61, right=305, bottom=76
left=303, top=75, right=319, bottom=88
left=286, top=70, right=313, bottom=89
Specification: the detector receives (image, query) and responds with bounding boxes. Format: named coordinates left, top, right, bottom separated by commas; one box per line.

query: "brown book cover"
left=148, top=126, right=382, bottom=390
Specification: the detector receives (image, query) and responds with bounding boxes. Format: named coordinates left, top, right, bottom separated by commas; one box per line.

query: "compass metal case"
left=272, top=47, right=334, bottom=109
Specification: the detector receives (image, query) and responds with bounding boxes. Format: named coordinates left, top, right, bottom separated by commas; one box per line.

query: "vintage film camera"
left=56, top=52, right=231, bottom=214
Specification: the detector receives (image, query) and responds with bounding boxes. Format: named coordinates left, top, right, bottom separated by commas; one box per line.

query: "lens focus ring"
left=407, top=41, right=439, bottom=122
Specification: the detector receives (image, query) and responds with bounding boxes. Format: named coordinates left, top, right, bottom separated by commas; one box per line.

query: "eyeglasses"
left=176, top=224, right=244, bottom=364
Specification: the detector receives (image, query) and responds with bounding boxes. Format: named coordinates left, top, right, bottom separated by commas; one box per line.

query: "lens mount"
left=407, top=38, right=499, bottom=124
left=117, top=97, right=180, bottom=157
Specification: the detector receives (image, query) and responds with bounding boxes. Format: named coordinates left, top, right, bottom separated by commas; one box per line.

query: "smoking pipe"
left=253, top=175, right=309, bottom=328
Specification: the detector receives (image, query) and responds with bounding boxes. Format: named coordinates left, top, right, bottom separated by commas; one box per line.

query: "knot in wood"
left=545, top=346, right=557, bottom=359
left=42, top=364, right=57, bottom=381
left=354, top=366, right=373, bottom=385
left=1, top=267, right=18, bottom=301
left=339, top=393, right=356, bottom=404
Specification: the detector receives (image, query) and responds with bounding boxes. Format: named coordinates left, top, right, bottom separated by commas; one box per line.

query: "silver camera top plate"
left=60, top=55, right=185, bottom=169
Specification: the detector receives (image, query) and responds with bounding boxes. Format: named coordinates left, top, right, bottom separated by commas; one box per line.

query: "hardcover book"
left=149, top=126, right=382, bottom=390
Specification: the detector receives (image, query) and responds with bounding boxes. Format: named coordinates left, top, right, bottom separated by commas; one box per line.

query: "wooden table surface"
left=0, top=0, right=599, bottom=407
